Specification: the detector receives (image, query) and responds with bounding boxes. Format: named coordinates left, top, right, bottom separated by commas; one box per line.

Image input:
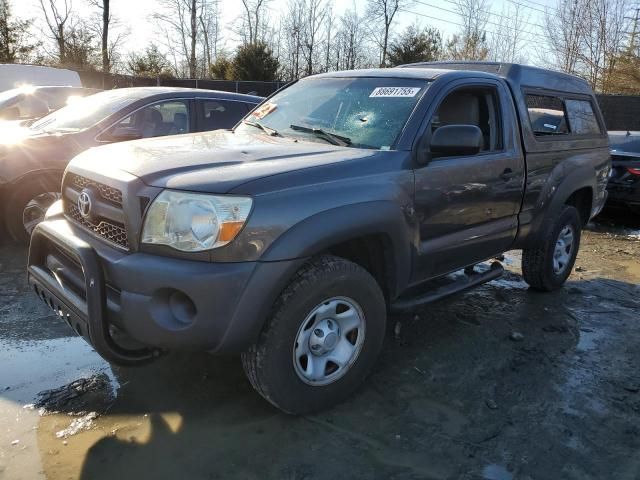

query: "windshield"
left=237, top=77, right=429, bottom=149
left=30, top=89, right=142, bottom=133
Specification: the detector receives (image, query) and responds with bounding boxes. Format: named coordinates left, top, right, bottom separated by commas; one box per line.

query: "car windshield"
left=30, top=89, right=142, bottom=133
left=236, top=77, right=429, bottom=150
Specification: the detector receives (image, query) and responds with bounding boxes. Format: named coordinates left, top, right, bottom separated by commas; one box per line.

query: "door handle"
left=500, top=168, right=515, bottom=182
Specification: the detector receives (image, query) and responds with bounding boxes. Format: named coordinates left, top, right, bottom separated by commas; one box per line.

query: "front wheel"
left=241, top=255, right=386, bottom=414
left=522, top=205, right=582, bottom=291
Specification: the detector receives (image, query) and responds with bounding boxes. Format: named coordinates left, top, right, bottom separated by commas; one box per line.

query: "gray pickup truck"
left=27, top=62, right=610, bottom=414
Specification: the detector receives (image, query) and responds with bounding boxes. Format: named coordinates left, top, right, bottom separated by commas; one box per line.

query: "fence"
left=595, top=95, right=640, bottom=131
left=78, top=71, right=286, bottom=97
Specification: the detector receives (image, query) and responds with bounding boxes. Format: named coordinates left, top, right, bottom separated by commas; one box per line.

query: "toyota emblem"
left=77, top=190, right=93, bottom=218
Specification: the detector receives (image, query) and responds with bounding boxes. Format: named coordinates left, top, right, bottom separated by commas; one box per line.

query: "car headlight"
left=141, top=190, right=253, bottom=252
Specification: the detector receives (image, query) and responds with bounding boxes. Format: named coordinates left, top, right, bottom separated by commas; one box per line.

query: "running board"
left=390, top=262, right=504, bottom=313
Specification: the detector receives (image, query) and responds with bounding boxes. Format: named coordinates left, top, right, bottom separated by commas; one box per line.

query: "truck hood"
left=70, top=130, right=379, bottom=193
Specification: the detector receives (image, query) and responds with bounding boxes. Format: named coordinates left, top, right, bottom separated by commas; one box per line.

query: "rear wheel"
left=522, top=205, right=582, bottom=291
left=241, top=255, right=386, bottom=414
left=5, top=177, right=61, bottom=244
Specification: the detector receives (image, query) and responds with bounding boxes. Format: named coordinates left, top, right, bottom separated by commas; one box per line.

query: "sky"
left=12, top=0, right=556, bottom=63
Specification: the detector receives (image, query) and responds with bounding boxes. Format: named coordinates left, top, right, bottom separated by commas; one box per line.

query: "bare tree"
left=240, top=0, right=271, bottom=45
left=323, top=5, right=334, bottom=72
left=301, top=0, right=328, bottom=75
left=334, top=8, right=370, bottom=70
left=446, top=0, right=490, bottom=61
left=488, top=2, right=531, bottom=63
left=544, top=0, right=586, bottom=75
left=580, top=0, right=629, bottom=92
left=544, top=0, right=630, bottom=92
left=87, top=0, right=108, bottom=71
left=154, top=0, right=219, bottom=78
left=199, top=0, right=221, bottom=76
left=366, top=0, right=408, bottom=66
left=282, top=0, right=305, bottom=79
left=39, top=0, right=73, bottom=64
left=87, top=0, right=129, bottom=73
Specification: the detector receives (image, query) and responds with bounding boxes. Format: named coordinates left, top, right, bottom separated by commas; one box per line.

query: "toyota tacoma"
left=27, top=62, right=610, bottom=414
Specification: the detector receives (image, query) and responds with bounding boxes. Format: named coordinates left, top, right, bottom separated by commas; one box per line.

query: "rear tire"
left=241, top=255, right=386, bottom=414
left=522, top=205, right=582, bottom=292
left=5, top=177, right=61, bottom=244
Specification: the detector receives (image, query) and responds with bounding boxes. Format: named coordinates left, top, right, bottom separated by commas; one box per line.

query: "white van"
left=0, top=64, right=82, bottom=92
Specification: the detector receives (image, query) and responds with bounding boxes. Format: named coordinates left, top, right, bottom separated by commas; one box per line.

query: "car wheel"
left=5, top=178, right=61, bottom=244
left=241, top=255, right=386, bottom=414
left=522, top=205, right=582, bottom=292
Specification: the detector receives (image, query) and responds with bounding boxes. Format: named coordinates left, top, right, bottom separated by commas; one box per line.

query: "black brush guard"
left=27, top=221, right=157, bottom=365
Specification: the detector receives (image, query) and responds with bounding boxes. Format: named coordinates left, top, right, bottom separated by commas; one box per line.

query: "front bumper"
left=27, top=218, right=303, bottom=365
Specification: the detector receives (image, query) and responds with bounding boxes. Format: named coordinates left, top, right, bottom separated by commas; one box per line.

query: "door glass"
left=526, top=95, right=569, bottom=136
left=201, top=100, right=247, bottom=131
left=432, top=88, right=502, bottom=152
left=113, top=100, right=190, bottom=138
left=565, top=99, right=601, bottom=135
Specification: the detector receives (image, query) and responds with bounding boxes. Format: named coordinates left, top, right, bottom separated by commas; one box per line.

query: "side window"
left=112, top=100, right=190, bottom=139
left=565, top=99, right=601, bottom=135
left=526, top=95, right=569, bottom=136
left=200, top=100, right=248, bottom=131
left=432, top=87, right=503, bottom=152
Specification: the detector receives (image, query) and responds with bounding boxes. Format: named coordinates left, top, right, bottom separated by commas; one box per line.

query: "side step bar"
left=390, top=262, right=504, bottom=313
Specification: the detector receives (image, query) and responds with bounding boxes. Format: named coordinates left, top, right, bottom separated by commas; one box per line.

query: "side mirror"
left=430, top=125, right=483, bottom=157
left=107, top=126, right=143, bottom=142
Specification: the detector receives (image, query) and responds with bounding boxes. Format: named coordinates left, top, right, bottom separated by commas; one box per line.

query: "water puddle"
left=0, top=337, right=114, bottom=403
left=482, top=464, right=513, bottom=480
left=491, top=277, right=529, bottom=290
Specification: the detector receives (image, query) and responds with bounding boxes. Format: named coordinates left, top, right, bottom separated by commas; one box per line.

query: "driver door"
left=412, top=81, right=524, bottom=283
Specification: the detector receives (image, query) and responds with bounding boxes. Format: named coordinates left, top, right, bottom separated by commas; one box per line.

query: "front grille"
left=68, top=204, right=129, bottom=249
left=63, top=173, right=129, bottom=250
left=67, top=173, right=123, bottom=205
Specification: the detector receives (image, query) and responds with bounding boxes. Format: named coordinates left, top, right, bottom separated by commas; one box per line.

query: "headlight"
left=141, top=190, right=253, bottom=252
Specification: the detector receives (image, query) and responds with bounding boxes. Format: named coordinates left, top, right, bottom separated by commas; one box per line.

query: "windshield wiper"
left=243, top=120, right=282, bottom=137
left=289, top=124, right=352, bottom=147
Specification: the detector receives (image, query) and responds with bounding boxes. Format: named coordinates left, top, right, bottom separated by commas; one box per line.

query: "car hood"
left=0, top=128, right=86, bottom=182
left=0, top=126, right=76, bottom=149
left=70, top=130, right=381, bottom=193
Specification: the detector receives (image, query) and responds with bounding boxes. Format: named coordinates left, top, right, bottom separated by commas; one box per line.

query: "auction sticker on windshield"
left=370, top=87, right=421, bottom=98
left=252, top=103, right=277, bottom=119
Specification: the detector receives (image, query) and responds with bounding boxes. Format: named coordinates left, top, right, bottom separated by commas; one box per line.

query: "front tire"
left=522, top=205, right=582, bottom=291
left=241, top=255, right=386, bottom=414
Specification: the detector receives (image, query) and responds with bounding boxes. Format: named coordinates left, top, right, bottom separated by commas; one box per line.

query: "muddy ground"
left=1, top=211, right=639, bottom=480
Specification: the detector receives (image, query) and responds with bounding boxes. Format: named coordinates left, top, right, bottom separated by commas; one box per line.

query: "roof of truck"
left=398, top=61, right=594, bottom=96
left=313, top=62, right=594, bottom=96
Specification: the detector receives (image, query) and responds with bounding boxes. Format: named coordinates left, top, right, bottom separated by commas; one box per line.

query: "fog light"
left=169, top=290, right=196, bottom=326
left=150, top=288, right=197, bottom=330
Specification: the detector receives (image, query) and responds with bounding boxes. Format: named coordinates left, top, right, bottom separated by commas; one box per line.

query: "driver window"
left=112, top=100, right=190, bottom=138
left=432, top=87, right=502, bottom=152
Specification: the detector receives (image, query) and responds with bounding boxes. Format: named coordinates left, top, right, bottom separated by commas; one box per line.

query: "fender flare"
left=261, top=201, right=413, bottom=298
left=525, top=165, right=596, bottom=246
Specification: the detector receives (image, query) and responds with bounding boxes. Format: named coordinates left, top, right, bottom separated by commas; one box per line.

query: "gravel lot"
left=1, top=212, right=639, bottom=480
